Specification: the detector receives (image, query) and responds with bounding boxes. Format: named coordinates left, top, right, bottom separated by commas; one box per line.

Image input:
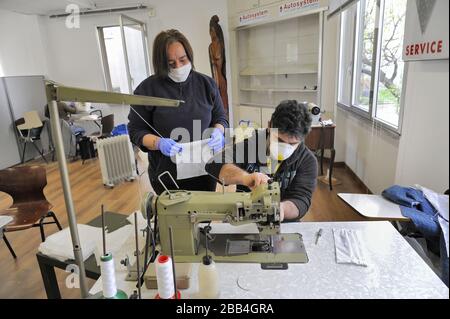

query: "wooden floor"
left=0, top=157, right=367, bottom=299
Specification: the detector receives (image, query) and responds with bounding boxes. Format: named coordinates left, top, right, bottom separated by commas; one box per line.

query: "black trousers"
left=150, top=174, right=216, bottom=195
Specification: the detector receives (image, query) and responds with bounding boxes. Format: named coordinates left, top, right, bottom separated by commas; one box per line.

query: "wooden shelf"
left=240, top=102, right=276, bottom=109
left=240, top=87, right=317, bottom=93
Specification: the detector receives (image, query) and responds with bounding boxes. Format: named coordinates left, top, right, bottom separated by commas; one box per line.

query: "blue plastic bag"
left=111, top=124, right=128, bottom=136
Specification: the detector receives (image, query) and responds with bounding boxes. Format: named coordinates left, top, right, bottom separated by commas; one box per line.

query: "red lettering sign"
left=405, top=40, right=445, bottom=56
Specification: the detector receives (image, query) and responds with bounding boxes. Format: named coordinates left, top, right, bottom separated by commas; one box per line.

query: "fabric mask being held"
left=168, top=62, right=192, bottom=83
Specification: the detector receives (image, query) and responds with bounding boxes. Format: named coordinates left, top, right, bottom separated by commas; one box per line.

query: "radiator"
left=97, top=135, right=137, bottom=187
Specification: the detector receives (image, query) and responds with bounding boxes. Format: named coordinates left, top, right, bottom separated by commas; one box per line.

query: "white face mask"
left=270, top=142, right=297, bottom=161
left=269, top=132, right=298, bottom=161
left=168, top=62, right=192, bottom=83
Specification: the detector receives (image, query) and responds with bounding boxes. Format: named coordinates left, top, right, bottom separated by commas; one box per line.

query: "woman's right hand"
left=157, top=138, right=183, bottom=157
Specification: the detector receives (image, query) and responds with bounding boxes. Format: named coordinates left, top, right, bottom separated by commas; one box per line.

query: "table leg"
left=320, top=148, right=324, bottom=176
left=36, top=254, right=61, bottom=299
left=3, top=234, right=16, bottom=259
left=329, top=148, right=336, bottom=191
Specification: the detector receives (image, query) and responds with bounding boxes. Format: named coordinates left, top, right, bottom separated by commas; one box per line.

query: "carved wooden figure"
left=209, top=15, right=229, bottom=117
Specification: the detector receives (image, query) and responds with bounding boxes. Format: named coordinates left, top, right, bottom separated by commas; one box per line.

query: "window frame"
left=96, top=15, right=150, bottom=94
left=336, top=0, right=408, bottom=135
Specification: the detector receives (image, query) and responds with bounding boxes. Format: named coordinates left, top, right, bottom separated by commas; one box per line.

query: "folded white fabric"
left=38, top=213, right=150, bottom=264
left=333, top=229, right=368, bottom=267
left=176, top=139, right=213, bottom=180
left=38, top=224, right=100, bottom=262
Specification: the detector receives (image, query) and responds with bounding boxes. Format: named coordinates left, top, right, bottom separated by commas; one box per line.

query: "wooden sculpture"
left=209, top=15, right=229, bottom=118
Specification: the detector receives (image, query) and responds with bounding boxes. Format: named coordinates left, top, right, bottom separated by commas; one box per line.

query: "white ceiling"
left=0, top=0, right=149, bottom=15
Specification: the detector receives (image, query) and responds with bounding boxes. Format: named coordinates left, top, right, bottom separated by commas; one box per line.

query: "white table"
left=89, top=221, right=448, bottom=299
left=1, top=216, right=14, bottom=257
left=338, top=193, right=409, bottom=221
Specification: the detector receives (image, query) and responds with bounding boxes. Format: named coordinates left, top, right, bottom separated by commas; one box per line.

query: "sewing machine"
left=142, top=181, right=308, bottom=265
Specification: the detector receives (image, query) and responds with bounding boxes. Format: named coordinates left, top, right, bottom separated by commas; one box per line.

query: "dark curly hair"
left=270, top=100, right=312, bottom=139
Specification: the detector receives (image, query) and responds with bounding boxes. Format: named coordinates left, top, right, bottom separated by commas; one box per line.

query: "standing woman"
left=128, top=29, right=228, bottom=194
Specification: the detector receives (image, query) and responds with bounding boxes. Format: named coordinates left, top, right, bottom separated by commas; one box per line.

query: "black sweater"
left=128, top=70, right=229, bottom=184
left=205, top=129, right=317, bottom=220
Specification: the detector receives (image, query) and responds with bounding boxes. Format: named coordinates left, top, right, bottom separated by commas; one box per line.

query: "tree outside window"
left=338, top=0, right=407, bottom=131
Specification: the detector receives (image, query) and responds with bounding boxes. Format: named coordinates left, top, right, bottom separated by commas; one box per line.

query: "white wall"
left=334, top=108, right=400, bottom=193
left=43, top=1, right=230, bottom=86
left=395, top=60, right=449, bottom=192
left=39, top=0, right=230, bottom=124
left=0, top=9, right=48, bottom=76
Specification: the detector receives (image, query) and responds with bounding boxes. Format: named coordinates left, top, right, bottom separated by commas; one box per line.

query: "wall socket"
left=148, top=7, right=156, bottom=17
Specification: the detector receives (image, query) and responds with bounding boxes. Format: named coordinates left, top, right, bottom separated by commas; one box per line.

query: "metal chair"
left=0, top=165, right=62, bottom=258
left=1, top=216, right=14, bottom=258
left=89, top=113, right=115, bottom=139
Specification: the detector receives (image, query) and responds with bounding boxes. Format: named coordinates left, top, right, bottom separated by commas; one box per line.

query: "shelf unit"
left=234, top=8, right=325, bottom=128
left=239, top=64, right=318, bottom=76
left=240, top=88, right=317, bottom=93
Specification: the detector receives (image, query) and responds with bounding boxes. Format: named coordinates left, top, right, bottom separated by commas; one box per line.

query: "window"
left=338, top=6, right=356, bottom=106
left=337, top=0, right=407, bottom=131
left=98, top=15, right=150, bottom=94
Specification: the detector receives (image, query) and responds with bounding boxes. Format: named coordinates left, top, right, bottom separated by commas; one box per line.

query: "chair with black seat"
left=90, top=113, right=114, bottom=140
left=0, top=165, right=62, bottom=258
left=15, top=111, right=48, bottom=164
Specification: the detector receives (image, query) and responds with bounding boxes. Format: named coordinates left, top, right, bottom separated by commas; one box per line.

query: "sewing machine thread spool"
left=155, top=255, right=180, bottom=299
left=98, top=206, right=127, bottom=299
left=100, top=253, right=127, bottom=299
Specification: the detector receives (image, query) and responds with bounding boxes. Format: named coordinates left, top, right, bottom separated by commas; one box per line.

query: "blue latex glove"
left=157, top=138, right=183, bottom=157
left=208, top=128, right=225, bottom=153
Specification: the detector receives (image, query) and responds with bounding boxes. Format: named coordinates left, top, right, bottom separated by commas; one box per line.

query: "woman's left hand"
left=208, top=128, right=225, bottom=153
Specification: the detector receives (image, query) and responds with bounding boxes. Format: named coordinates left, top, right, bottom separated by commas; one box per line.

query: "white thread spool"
left=155, top=255, right=175, bottom=299
left=100, top=253, right=117, bottom=298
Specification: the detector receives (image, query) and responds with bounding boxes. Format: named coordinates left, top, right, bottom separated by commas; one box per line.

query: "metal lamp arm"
left=45, top=81, right=182, bottom=298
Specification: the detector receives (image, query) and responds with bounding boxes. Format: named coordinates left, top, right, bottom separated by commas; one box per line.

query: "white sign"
left=279, top=0, right=320, bottom=16
left=238, top=9, right=270, bottom=26
left=403, top=0, right=449, bottom=61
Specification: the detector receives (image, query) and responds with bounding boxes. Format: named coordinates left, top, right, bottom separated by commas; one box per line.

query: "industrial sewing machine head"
left=142, top=181, right=308, bottom=265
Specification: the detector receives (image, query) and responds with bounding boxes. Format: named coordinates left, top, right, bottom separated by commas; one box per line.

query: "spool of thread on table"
left=101, top=253, right=117, bottom=298
left=155, top=255, right=178, bottom=299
